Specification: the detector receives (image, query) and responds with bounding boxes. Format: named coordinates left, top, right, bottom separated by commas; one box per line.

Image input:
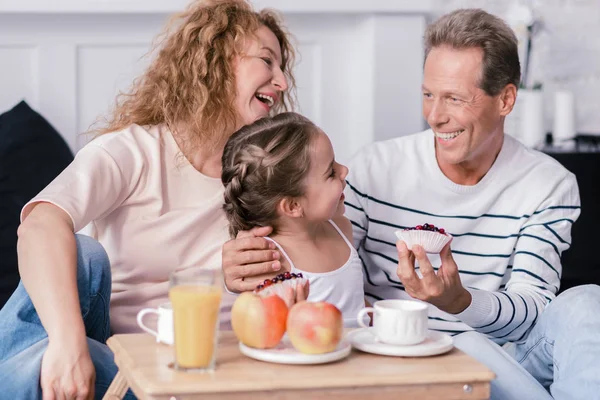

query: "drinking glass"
left=168, top=268, right=222, bottom=372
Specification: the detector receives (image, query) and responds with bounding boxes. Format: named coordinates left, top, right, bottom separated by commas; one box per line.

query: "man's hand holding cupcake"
left=396, top=229, right=471, bottom=315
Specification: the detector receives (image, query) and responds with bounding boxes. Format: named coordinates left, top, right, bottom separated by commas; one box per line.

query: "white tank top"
left=265, top=220, right=365, bottom=328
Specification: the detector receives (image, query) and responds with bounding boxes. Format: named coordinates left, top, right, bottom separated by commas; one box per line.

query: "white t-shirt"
left=22, top=124, right=235, bottom=333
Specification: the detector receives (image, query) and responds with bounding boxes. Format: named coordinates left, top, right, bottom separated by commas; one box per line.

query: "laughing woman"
left=0, top=1, right=296, bottom=398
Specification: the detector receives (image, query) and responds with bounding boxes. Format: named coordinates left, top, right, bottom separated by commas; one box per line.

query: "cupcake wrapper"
left=395, top=230, right=452, bottom=254
left=256, top=277, right=308, bottom=300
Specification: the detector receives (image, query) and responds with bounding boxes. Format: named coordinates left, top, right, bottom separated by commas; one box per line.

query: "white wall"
left=0, top=0, right=432, bottom=162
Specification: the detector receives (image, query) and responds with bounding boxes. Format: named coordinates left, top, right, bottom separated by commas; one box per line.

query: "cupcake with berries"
left=395, top=223, right=452, bottom=254
left=254, top=271, right=308, bottom=300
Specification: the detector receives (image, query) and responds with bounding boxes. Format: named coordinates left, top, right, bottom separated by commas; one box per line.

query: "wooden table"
left=104, top=332, right=494, bottom=400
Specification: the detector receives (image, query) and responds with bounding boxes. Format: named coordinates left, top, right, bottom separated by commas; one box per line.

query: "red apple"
left=231, top=291, right=288, bottom=349
left=287, top=301, right=343, bottom=354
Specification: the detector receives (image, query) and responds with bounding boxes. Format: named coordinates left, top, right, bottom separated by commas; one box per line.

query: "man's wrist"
left=444, top=289, right=472, bottom=314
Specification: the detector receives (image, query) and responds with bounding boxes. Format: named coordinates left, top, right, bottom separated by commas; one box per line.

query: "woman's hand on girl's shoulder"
left=221, top=226, right=283, bottom=293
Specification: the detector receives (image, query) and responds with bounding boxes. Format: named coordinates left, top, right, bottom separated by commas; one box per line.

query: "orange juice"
left=169, top=284, right=222, bottom=369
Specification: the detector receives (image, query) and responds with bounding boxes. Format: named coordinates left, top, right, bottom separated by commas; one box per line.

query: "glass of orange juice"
left=168, top=268, right=222, bottom=372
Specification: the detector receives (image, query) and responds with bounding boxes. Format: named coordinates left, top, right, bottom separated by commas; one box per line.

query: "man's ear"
left=278, top=197, right=304, bottom=219
left=499, top=83, right=518, bottom=117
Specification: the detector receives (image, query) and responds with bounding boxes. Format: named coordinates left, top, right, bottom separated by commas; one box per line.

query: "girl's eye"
left=261, top=57, right=273, bottom=66
left=329, top=168, right=336, bottom=178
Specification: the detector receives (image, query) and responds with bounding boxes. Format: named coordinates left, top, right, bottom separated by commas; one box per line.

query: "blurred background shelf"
left=542, top=137, right=600, bottom=292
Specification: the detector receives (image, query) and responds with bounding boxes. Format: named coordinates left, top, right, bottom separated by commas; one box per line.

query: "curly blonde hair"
left=91, top=0, right=296, bottom=153
left=221, top=112, right=318, bottom=238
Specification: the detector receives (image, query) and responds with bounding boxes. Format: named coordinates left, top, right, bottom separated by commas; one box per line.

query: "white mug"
left=357, top=300, right=428, bottom=346
left=136, top=302, right=173, bottom=345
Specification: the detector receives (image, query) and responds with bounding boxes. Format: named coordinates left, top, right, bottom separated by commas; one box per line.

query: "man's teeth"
left=256, top=93, right=274, bottom=106
left=435, top=130, right=464, bottom=140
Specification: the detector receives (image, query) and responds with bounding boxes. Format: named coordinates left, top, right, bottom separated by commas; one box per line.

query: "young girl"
left=221, top=112, right=364, bottom=327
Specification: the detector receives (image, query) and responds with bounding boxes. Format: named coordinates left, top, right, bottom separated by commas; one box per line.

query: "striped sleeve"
left=455, top=173, right=581, bottom=342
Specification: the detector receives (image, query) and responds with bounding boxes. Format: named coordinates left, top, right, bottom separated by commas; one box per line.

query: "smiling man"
left=344, top=8, right=600, bottom=400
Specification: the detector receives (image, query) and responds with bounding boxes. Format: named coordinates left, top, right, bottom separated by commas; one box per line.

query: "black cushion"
left=0, top=101, right=73, bottom=308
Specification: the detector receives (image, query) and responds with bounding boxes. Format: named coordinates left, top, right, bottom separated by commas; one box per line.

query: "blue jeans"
left=0, top=235, right=135, bottom=399
left=454, top=285, right=600, bottom=400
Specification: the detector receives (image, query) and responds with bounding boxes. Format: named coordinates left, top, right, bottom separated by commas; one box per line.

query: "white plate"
left=348, top=328, right=453, bottom=357
left=239, top=337, right=351, bottom=365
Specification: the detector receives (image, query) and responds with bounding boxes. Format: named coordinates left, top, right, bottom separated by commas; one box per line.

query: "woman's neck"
left=172, top=130, right=227, bottom=178
left=188, top=149, right=223, bottom=178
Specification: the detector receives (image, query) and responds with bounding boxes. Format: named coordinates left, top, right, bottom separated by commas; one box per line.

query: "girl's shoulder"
left=331, top=216, right=353, bottom=243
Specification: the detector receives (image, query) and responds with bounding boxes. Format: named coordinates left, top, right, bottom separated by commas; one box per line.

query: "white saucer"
left=348, top=328, right=453, bottom=357
left=239, top=337, right=351, bottom=365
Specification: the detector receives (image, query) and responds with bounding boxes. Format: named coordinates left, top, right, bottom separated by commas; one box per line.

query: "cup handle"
left=136, top=308, right=160, bottom=339
left=357, top=307, right=375, bottom=328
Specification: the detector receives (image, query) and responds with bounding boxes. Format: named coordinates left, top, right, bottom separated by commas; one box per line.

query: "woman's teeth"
left=256, top=93, right=274, bottom=107
left=435, top=130, right=464, bottom=140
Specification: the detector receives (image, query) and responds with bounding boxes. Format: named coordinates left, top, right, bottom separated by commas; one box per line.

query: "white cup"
left=136, top=302, right=173, bottom=345
left=357, top=300, right=428, bottom=346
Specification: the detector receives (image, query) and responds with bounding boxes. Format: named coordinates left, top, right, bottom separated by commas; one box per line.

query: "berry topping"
left=254, top=270, right=305, bottom=292
left=404, top=223, right=447, bottom=234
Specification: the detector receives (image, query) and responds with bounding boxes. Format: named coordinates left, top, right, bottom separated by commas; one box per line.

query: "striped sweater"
left=344, top=130, right=580, bottom=344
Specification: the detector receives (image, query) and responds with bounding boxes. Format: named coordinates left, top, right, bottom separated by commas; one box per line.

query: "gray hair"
left=424, top=8, right=521, bottom=96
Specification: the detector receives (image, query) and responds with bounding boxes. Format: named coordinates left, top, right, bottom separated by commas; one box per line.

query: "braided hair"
left=221, top=112, right=318, bottom=237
